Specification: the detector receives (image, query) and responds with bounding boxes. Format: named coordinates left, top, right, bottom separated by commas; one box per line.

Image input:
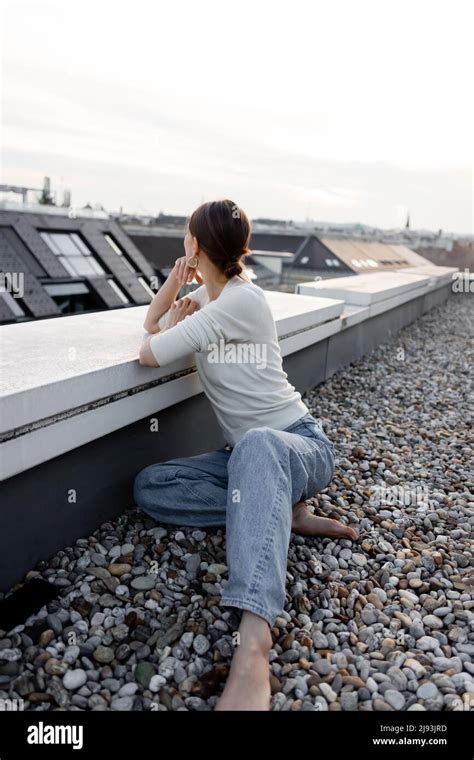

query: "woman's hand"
left=173, top=256, right=203, bottom=286
left=142, top=258, right=202, bottom=334
left=163, top=297, right=199, bottom=330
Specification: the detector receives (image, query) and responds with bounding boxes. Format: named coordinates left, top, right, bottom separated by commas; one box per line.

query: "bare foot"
left=291, top=501, right=358, bottom=540
left=215, top=611, right=272, bottom=711
left=214, top=644, right=271, bottom=710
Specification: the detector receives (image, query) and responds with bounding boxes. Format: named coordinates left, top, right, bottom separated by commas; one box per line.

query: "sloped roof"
left=292, top=236, right=352, bottom=272
left=388, top=244, right=432, bottom=267
left=128, top=232, right=184, bottom=268
left=251, top=232, right=307, bottom=253
left=0, top=209, right=156, bottom=323
left=320, top=237, right=416, bottom=272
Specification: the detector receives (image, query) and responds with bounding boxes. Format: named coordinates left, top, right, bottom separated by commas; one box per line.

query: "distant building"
left=0, top=185, right=441, bottom=324
left=0, top=208, right=157, bottom=324
left=125, top=224, right=431, bottom=293
left=301, top=237, right=428, bottom=272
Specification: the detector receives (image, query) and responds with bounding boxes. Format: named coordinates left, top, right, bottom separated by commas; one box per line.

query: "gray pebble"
left=192, top=635, right=210, bottom=655
left=130, top=576, right=155, bottom=591
left=63, top=669, right=87, bottom=690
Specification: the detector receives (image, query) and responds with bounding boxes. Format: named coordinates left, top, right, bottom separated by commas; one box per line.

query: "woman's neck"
left=200, top=266, right=230, bottom=302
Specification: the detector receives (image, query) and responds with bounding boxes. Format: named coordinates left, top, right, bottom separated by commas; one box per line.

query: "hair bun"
left=224, top=260, right=243, bottom=277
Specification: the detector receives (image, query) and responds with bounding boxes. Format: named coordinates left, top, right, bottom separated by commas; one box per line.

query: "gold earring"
left=187, top=255, right=199, bottom=269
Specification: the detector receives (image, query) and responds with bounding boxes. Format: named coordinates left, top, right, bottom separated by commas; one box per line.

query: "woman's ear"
left=192, top=236, right=200, bottom=256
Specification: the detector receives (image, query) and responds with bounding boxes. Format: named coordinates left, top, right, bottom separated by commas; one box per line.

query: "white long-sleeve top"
left=149, top=276, right=308, bottom=446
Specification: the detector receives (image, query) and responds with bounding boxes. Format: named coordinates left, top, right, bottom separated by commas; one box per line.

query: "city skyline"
left=1, top=0, right=472, bottom=234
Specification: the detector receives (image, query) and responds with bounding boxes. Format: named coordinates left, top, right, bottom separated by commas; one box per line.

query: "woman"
left=134, top=200, right=357, bottom=710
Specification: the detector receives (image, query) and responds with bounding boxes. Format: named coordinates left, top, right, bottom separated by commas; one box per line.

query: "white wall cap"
left=296, top=271, right=433, bottom=305
left=0, top=292, right=343, bottom=434
left=395, top=265, right=458, bottom=287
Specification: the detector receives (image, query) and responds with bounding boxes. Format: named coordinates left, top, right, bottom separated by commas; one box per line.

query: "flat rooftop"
left=0, top=296, right=472, bottom=712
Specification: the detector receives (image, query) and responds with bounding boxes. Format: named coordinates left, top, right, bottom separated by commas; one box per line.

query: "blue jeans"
left=133, top=413, right=335, bottom=627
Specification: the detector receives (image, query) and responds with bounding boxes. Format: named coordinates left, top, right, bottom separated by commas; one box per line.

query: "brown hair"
left=188, top=199, right=251, bottom=279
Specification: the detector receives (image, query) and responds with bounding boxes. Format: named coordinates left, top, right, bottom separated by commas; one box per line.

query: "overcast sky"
left=1, top=0, right=472, bottom=232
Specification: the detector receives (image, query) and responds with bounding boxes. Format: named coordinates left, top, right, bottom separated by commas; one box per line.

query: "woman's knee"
left=133, top=466, right=149, bottom=508
left=313, top=442, right=336, bottom=493
left=133, top=463, right=169, bottom=508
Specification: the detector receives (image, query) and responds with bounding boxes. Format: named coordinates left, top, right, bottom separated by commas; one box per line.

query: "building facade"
left=0, top=209, right=157, bottom=324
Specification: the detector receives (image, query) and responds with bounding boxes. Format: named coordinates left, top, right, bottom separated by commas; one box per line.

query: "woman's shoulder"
left=225, top=275, right=266, bottom=300
left=221, top=277, right=266, bottom=307
left=192, top=277, right=268, bottom=320
left=217, top=278, right=274, bottom=326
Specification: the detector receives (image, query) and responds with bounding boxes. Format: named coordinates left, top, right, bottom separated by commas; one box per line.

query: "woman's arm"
left=143, top=256, right=202, bottom=334
left=139, top=334, right=160, bottom=367
left=139, top=297, right=199, bottom=367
